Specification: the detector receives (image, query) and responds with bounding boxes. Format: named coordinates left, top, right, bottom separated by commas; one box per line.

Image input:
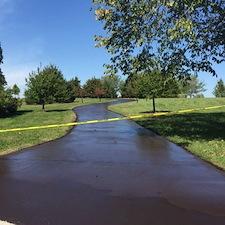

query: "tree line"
left=1, top=45, right=225, bottom=117
left=24, top=64, right=122, bottom=110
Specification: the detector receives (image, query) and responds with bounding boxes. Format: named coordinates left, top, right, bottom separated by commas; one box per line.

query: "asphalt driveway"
left=0, top=100, right=225, bottom=225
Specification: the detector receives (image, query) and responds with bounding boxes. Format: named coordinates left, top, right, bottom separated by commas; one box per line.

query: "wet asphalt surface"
left=0, top=100, right=225, bottom=225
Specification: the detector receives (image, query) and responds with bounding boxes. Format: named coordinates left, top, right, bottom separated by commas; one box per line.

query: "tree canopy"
left=101, top=74, right=121, bottom=98
left=179, top=75, right=206, bottom=98
left=66, top=77, right=81, bottom=102
left=214, top=79, right=225, bottom=97
left=25, top=65, right=69, bottom=110
left=83, top=77, right=103, bottom=98
left=0, top=45, right=21, bottom=116
left=93, top=0, right=225, bottom=76
left=0, top=45, right=6, bottom=88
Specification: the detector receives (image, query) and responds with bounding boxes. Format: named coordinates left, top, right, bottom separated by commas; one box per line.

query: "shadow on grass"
left=45, top=109, right=71, bottom=113
left=136, top=112, right=225, bottom=144
left=0, top=110, right=33, bottom=118
left=141, top=110, right=171, bottom=114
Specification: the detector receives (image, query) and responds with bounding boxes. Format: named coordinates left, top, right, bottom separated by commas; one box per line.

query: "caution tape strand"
left=0, top=104, right=225, bottom=133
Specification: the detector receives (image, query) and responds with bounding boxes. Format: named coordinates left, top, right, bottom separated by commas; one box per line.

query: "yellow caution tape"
left=0, top=104, right=225, bottom=133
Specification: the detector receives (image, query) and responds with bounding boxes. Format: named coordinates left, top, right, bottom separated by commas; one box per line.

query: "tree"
left=121, top=74, right=140, bottom=101
left=95, top=87, right=105, bottom=101
left=83, top=77, right=103, bottom=98
left=78, top=87, right=86, bottom=103
left=179, top=75, right=206, bottom=98
left=11, top=84, right=20, bottom=96
left=93, top=0, right=225, bottom=77
left=122, top=71, right=180, bottom=112
left=66, top=77, right=81, bottom=102
left=214, top=79, right=225, bottom=97
left=138, top=72, right=180, bottom=112
left=0, top=44, right=6, bottom=89
left=25, top=65, right=68, bottom=110
left=101, top=74, right=121, bottom=98
left=0, top=45, right=21, bottom=116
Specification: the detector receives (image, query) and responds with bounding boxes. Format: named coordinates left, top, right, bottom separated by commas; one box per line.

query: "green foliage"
left=0, top=89, right=20, bottom=116
left=83, top=77, right=103, bottom=98
left=214, top=79, right=225, bottom=97
left=101, top=74, right=121, bottom=98
left=122, top=72, right=180, bottom=99
left=25, top=65, right=69, bottom=109
left=93, top=0, right=225, bottom=76
left=0, top=44, right=6, bottom=88
left=11, top=84, right=20, bottom=96
left=0, top=45, right=21, bottom=117
left=66, top=77, right=81, bottom=102
left=179, top=75, right=206, bottom=98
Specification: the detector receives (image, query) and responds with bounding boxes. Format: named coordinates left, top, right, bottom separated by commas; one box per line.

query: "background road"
left=0, top=100, right=225, bottom=225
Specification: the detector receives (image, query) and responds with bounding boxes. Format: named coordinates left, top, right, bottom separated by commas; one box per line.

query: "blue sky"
left=0, top=0, right=224, bottom=97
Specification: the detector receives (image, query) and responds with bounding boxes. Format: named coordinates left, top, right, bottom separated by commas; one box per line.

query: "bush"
left=0, top=90, right=21, bottom=117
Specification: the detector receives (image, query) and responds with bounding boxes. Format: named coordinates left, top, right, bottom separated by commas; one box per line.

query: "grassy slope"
left=109, top=98, right=225, bottom=170
left=0, top=98, right=111, bottom=155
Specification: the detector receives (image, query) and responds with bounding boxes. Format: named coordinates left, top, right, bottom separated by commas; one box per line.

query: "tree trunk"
left=81, top=98, right=84, bottom=103
left=152, top=96, right=156, bottom=113
left=42, top=102, right=45, bottom=111
left=136, top=98, right=139, bottom=103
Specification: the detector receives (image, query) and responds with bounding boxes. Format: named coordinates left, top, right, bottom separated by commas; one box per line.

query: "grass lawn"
left=109, top=98, right=225, bottom=170
left=0, top=98, right=111, bottom=155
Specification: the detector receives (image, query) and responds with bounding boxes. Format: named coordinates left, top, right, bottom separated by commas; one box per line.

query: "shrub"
left=0, top=89, right=21, bottom=117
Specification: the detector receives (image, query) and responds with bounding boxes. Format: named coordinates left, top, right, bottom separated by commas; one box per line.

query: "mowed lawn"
left=0, top=98, right=111, bottom=155
left=109, top=98, right=225, bottom=170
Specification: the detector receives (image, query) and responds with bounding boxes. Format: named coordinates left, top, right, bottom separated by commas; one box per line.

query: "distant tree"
left=138, top=72, right=174, bottom=113
left=214, top=79, right=225, bottom=97
left=161, top=76, right=180, bottom=98
left=95, top=87, right=105, bottom=101
left=0, top=44, right=6, bottom=89
left=25, top=65, right=68, bottom=110
left=78, top=87, right=86, bottom=103
left=66, top=77, right=81, bottom=102
left=180, top=76, right=206, bottom=98
left=11, top=84, right=20, bottom=96
left=83, top=77, right=103, bottom=98
left=195, top=94, right=205, bottom=98
left=101, top=74, right=121, bottom=98
left=121, top=74, right=140, bottom=101
left=0, top=45, right=21, bottom=116
left=122, top=71, right=180, bottom=112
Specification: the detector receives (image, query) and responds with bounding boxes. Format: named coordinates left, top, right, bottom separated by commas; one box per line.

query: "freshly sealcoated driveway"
left=0, top=100, right=225, bottom=225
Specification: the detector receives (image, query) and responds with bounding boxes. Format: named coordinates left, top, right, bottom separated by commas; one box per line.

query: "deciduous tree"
left=83, top=77, right=103, bottom=98
left=93, top=0, right=225, bottom=76
left=101, top=74, right=121, bottom=98
left=66, top=77, right=81, bottom=102
left=95, top=87, right=105, bottom=101
left=25, top=65, right=68, bottom=110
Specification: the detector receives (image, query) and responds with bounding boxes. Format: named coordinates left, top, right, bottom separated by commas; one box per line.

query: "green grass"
left=109, top=98, right=225, bottom=170
left=0, top=98, right=111, bottom=155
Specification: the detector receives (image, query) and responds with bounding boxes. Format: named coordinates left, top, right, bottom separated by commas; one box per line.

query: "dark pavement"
left=0, top=100, right=225, bottom=225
